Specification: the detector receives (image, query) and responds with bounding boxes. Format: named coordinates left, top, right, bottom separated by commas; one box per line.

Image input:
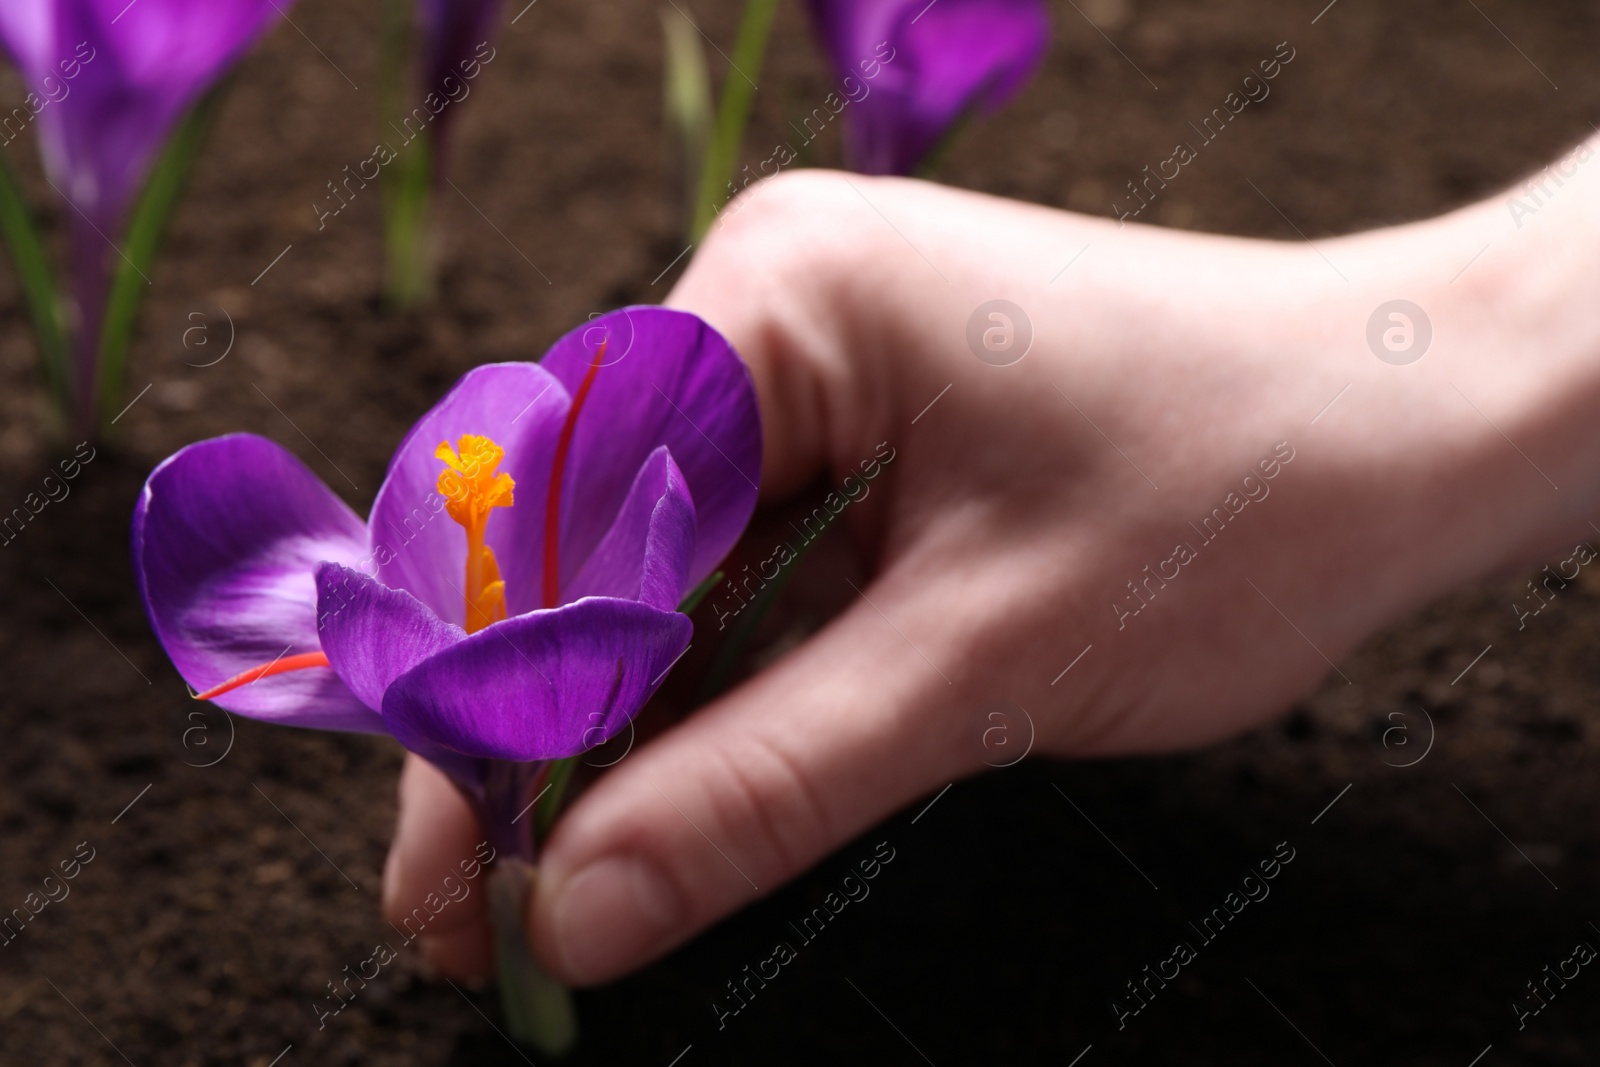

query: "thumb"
left=527, top=577, right=976, bottom=985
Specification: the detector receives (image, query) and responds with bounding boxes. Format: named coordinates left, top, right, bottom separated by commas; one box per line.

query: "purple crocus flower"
left=0, top=0, right=288, bottom=425
left=0, top=0, right=286, bottom=232
left=804, top=0, right=1050, bottom=175
left=133, top=308, right=761, bottom=857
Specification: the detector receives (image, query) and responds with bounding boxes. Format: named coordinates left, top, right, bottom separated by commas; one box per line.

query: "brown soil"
left=2, top=0, right=1598, bottom=1063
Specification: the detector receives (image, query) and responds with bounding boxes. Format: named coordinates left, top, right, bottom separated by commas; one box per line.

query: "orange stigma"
left=437, top=433, right=515, bottom=633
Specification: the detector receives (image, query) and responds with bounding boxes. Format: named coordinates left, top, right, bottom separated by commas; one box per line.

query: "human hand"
left=385, top=157, right=1600, bottom=985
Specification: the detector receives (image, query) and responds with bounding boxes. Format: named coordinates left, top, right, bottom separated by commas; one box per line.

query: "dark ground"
left=2, top=0, right=1599, bottom=1063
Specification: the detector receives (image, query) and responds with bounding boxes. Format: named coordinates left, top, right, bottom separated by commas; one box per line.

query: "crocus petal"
left=313, top=563, right=465, bottom=711
left=381, top=598, right=693, bottom=762
left=368, top=362, right=568, bottom=628
left=806, top=0, right=1049, bottom=175
left=527, top=307, right=759, bottom=607
left=133, top=434, right=382, bottom=732
left=312, top=563, right=488, bottom=790
left=562, top=445, right=696, bottom=612
left=0, top=3, right=52, bottom=76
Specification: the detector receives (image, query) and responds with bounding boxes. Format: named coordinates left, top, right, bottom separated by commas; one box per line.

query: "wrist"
left=1434, top=137, right=1600, bottom=563
left=1293, top=137, right=1600, bottom=587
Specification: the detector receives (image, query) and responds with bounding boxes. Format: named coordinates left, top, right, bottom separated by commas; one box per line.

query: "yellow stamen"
left=437, top=434, right=515, bottom=634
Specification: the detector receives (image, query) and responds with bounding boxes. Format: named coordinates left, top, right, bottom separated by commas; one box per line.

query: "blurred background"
left=1, top=0, right=1598, bottom=1063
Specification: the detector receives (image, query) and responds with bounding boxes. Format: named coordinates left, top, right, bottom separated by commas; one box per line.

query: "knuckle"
left=703, top=730, right=836, bottom=887
left=699, top=169, right=879, bottom=282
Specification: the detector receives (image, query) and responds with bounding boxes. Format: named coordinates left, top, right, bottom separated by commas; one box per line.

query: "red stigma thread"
left=543, top=341, right=607, bottom=609
left=192, top=651, right=332, bottom=701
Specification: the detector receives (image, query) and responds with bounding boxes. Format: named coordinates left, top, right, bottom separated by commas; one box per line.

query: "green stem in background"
left=378, top=0, right=412, bottom=138
left=380, top=0, right=434, bottom=308
left=910, top=114, right=968, bottom=182
left=98, top=92, right=217, bottom=433
left=487, top=857, right=577, bottom=1056
left=0, top=148, right=69, bottom=422
left=688, top=0, right=780, bottom=242
left=382, top=131, right=434, bottom=307
left=662, top=5, right=714, bottom=234
left=909, top=86, right=992, bottom=181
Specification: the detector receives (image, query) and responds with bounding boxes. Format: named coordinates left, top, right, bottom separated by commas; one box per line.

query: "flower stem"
left=379, top=0, right=435, bottom=309
left=487, top=857, right=577, bottom=1056
left=96, top=94, right=216, bottom=437
left=689, top=0, right=780, bottom=241
left=381, top=130, right=434, bottom=308
left=69, top=214, right=109, bottom=442
left=535, top=756, right=578, bottom=840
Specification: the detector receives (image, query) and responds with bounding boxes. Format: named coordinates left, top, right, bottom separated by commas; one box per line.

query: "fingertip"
left=530, top=851, right=686, bottom=986
left=384, top=753, right=487, bottom=935
left=418, top=920, right=494, bottom=983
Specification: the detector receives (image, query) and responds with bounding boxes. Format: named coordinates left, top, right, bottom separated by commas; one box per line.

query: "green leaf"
left=689, top=0, right=780, bottom=242
left=0, top=147, right=69, bottom=416
left=661, top=5, right=714, bottom=232
left=97, top=91, right=218, bottom=431
left=534, top=756, right=579, bottom=840
left=677, top=568, right=724, bottom=614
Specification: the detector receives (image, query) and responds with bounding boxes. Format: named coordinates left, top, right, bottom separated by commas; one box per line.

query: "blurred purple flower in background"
left=0, top=0, right=288, bottom=432
left=804, top=0, right=1050, bottom=175
left=0, top=0, right=283, bottom=233
left=414, top=0, right=500, bottom=169
left=377, top=0, right=505, bottom=306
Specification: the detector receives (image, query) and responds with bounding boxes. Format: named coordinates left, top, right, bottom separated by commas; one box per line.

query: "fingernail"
left=549, top=856, right=683, bottom=984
